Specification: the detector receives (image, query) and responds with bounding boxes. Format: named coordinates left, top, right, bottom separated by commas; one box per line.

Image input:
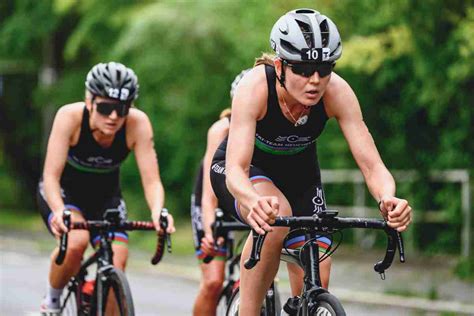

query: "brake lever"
left=396, top=231, right=405, bottom=263
left=244, top=230, right=267, bottom=269
left=55, top=209, right=72, bottom=265
left=160, top=208, right=172, bottom=253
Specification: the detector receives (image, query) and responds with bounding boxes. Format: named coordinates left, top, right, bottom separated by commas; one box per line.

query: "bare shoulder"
left=55, top=102, right=84, bottom=127
left=323, top=73, right=359, bottom=118
left=126, top=108, right=153, bottom=148
left=240, top=65, right=267, bottom=99
left=208, top=117, right=230, bottom=140
left=127, top=107, right=151, bottom=128
left=233, top=65, right=268, bottom=119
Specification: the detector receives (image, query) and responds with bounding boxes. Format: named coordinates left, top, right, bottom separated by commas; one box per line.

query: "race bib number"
left=301, top=48, right=330, bottom=62
left=108, top=88, right=130, bottom=101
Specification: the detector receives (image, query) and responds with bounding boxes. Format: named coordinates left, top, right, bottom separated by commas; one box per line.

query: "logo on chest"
left=275, top=135, right=312, bottom=143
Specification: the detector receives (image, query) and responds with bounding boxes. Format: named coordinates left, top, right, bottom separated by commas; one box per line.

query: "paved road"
left=0, top=248, right=409, bottom=316
left=1, top=232, right=472, bottom=315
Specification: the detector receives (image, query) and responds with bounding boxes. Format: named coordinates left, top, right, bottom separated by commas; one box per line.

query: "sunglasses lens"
left=291, top=64, right=314, bottom=77
left=317, top=64, right=333, bottom=77
left=118, top=104, right=130, bottom=117
left=288, top=62, right=333, bottom=78
left=96, top=103, right=115, bottom=116
left=96, top=102, right=130, bottom=117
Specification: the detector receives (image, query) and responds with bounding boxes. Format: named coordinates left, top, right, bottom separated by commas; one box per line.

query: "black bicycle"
left=54, top=208, right=172, bottom=316
left=204, top=209, right=281, bottom=316
left=245, top=210, right=405, bottom=316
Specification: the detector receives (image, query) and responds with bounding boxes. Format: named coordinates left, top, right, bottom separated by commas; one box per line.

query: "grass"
left=0, top=208, right=45, bottom=231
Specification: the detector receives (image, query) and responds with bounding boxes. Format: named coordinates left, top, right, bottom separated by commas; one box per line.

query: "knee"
left=202, top=276, right=224, bottom=296
left=67, top=232, right=89, bottom=259
left=269, top=226, right=290, bottom=244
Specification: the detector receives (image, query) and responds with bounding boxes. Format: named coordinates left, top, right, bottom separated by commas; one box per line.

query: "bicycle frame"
left=245, top=210, right=406, bottom=315
left=208, top=209, right=281, bottom=315
left=56, top=208, right=172, bottom=315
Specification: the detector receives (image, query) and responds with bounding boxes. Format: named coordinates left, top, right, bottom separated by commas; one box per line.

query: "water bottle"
left=81, top=279, right=95, bottom=311
left=280, top=296, right=299, bottom=315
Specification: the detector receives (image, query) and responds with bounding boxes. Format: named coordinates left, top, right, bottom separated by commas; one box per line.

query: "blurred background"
left=1, top=0, right=473, bottom=314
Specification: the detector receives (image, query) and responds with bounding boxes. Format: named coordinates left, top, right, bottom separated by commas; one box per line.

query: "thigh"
left=112, top=243, right=129, bottom=271
left=37, top=180, right=87, bottom=237
left=200, top=259, right=226, bottom=282
left=210, top=161, right=292, bottom=222
left=293, top=183, right=328, bottom=217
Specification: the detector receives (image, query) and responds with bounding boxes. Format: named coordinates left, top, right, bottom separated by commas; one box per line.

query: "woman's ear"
left=85, top=96, right=93, bottom=112
left=274, top=58, right=282, bottom=78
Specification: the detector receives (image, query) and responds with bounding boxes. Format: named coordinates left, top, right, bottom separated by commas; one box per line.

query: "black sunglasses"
left=283, top=60, right=334, bottom=78
left=94, top=101, right=131, bottom=117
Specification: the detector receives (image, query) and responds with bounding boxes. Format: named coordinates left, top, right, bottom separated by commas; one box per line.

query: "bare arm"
left=128, top=110, right=174, bottom=233
left=324, top=74, right=411, bottom=231
left=201, top=118, right=229, bottom=236
left=43, top=105, right=80, bottom=236
left=226, top=69, right=264, bottom=210
left=225, top=67, right=278, bottom=234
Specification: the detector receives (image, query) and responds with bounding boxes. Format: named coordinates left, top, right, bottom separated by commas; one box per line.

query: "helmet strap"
left=276, top=62, right=287, bottom=89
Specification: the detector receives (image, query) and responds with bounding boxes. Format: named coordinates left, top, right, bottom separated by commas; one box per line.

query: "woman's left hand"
left=379, top=196, right=412, bottom=232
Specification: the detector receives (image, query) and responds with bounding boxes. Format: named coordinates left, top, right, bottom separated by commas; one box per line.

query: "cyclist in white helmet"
left=210, top=8, right=412, bottom=315
left=191, top=69, right=250, bottom=316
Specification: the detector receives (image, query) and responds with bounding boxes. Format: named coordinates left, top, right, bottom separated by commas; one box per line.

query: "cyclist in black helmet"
left=210, top=9, right=412, bottom=315
left=38, top=62, right=175, bottom=314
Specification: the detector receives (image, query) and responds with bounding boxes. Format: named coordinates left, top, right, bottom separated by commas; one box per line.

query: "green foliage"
left=0, top=0, right=472, bottom=256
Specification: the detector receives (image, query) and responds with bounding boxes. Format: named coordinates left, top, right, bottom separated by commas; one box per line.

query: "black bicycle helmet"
left=85, top=62, right=139, bottom=102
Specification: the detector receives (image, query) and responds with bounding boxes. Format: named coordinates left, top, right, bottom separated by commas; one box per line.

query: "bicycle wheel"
left=60, top=278, right=85, bottom=316
left=217, top=282, right=234, bottom=316
left=225, top=287, right=241, bottom=316
left=307, top=292, right=345, bottom=316
left=60, top=287, right=79, bottom=316
left=226, top=285, right=280, bottom=316
left=263, top=283, right=281, bottom=316
left=95, top=267, right=134, bottom=316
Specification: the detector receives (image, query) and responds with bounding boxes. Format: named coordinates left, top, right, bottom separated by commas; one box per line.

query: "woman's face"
left=275, top=59, right=332, bottom=107
left=86, top=96, right=128, bottom=136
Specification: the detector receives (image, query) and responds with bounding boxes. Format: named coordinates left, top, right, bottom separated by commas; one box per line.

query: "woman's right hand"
left=246, top=196, right=279, bottom=235
left=200, top=232, right=225, bottom=256
left=50, top=211, right=69, bottom=238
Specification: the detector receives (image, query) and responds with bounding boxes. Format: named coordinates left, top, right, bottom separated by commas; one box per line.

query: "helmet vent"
left=295, top=9, right=315, bottom=14
left=295, top=20, right=314, bottom=48
left=280, top=39, right=301, bottom=55
left=319, top=20, right=329, bottom=47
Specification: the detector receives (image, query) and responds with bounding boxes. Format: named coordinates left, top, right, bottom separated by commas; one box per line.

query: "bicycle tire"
left=96, top=267, right=135, bottom=316
left=217, top=282, right=235, bottom=316
left=307, top=292, right=345, bottom=316
left=60, top=286, right=80, bottom=315
left=263, top=283, right=281, bottom=316
left=225, top=285, right=280, bottom=316
left=225, top=287, right=241, bottom=316
left=60, top=278, right=88, bottom=316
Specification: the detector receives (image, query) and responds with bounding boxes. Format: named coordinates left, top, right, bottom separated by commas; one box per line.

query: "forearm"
left=43, top=175, right=65, bottom=214
left=201, top=197, right=218, bottom=235
left=143, top=180, right=165, bottom=213
left=226, top=166, right=260, bottom=211
left=364, top=163, right=396, bottom=202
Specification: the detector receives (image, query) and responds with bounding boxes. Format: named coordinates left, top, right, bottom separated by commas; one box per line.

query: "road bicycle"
left=53, top=208, right=172, bottom=316
left=205, top=209, right=281, bottom=316
left=245, top=209, right=405, bottom=316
